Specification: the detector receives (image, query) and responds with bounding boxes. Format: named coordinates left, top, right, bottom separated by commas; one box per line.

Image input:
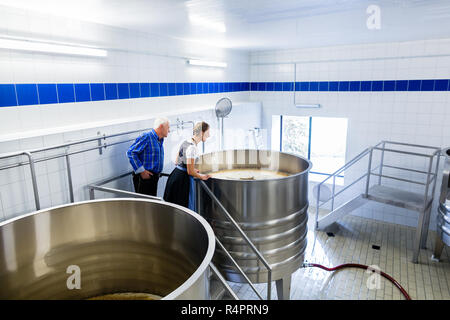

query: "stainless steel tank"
left=0, top=199, right=215, bottom=299
left=434, top=147, right=450, bottom=260
left=196, top=149, right=311, bottom=299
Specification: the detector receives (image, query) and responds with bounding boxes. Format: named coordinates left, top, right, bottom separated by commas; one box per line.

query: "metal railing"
left=198, top=180, right=273, bottom=300
left=0, top=127, right=156, bottom=212
left=315, top=141, right=442, bottom=230
left=314, top=146, right=374, bottom=229
left=88, top=171, right=167, bottom=201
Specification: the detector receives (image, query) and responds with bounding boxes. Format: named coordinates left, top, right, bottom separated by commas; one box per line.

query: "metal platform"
left=366, top=185, right=432, bottom=212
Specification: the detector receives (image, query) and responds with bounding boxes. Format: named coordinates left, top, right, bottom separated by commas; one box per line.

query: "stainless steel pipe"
left=196, top=149, right=311, bottom=299
left=0, top=199, right=215, bottom=299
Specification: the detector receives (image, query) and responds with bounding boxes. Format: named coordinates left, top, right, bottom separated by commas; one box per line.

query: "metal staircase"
left=314, top=141, right=441, bottom=264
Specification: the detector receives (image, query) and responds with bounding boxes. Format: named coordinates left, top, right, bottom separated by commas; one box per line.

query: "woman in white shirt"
left=163, top=121, right=211, bottom=210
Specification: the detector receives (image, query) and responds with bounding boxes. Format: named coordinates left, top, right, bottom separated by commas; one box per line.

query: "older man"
left=127, top=117, right=170, bottom=196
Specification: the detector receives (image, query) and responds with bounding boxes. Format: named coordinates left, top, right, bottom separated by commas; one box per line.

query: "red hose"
left=303, top=262, right=411, bottom=300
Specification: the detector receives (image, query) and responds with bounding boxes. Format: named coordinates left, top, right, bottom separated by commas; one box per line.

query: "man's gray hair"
left=153, top=117, right=169, bottom=129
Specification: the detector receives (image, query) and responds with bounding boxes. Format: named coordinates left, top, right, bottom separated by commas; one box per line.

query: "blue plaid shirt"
left=127, top=129, right=164, bottom=174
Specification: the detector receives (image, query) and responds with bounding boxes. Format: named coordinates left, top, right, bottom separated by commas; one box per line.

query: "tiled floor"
left=227, top=209, right=450, bottom=300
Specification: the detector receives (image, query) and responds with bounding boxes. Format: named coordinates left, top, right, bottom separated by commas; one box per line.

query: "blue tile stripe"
left=0, top=82, right=249, bottom=107
left=251, top=79, right=450, bottom=92
left=0, top=79, right=449, bottom=107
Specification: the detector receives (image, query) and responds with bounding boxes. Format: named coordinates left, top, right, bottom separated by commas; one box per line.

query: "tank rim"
left=197, top=149, right=312, bottom=182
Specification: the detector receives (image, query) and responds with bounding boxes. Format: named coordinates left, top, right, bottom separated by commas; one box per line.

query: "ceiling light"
left=187, top=59, right=227, bottom=68
left=0, top=37, right=107, bottom=57
left=188, top=15, right=226, bottom=33
left=295, top=104, right=321, bottom=108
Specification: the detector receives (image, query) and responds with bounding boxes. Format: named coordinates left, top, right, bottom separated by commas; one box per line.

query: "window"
left=272, top=115, right=348, bottom=184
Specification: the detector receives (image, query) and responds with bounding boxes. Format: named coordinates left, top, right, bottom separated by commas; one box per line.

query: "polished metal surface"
left=196, top=149, right=311, bottom=285
left=215, top=97, right=232, bottom=118
left=0, top=199, right=215, bottom=300
left=436, top=147, right=450, bottom=250
left=215, top=97, right=232, bottom=150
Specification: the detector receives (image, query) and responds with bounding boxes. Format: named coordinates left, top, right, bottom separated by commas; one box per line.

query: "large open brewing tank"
left=434, top=147, right=450, bottom=259
left=195, top=149, right=311, bottom=299
left=0, top=199, right=215, bottom=299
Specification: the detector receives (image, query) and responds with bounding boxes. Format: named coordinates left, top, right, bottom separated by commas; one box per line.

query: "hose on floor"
left=302, top=262, right=411, bottom=300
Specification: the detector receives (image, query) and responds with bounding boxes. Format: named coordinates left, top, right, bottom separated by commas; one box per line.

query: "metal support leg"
left=413, top=209, right=427, bottom=263
left=195, top=179, right=201, bottom=214
left=378, top=142, right=385, bottom=185
left=24, top=152, right=40, bottom=211
left=275, top=275, right=291, bottom=300
left=65, top=154, right=74, bottom=203
left=420, top=205, right=432, bottom=249
left=89, top=187, right=95, bottom=200
left=364, top=148, right=373, bottom=197
left=431, top=234, right=445, bottom=261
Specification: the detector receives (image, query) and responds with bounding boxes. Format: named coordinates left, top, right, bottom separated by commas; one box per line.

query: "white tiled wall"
left=0, top=5, right=250, bottom=140
left=250, top=39, right=450, bottom=230
left=0, top=101, right=262, bottom=221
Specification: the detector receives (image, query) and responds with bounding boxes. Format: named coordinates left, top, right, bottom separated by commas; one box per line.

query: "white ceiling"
left=1, top=0, right=450, bottom=50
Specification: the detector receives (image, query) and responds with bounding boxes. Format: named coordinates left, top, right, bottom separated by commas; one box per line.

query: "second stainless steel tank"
left=0, top=199, right=215, bottom=299
left=434, top=147, right=450, bottom=260
left=196, top=149, right=311, bottom=299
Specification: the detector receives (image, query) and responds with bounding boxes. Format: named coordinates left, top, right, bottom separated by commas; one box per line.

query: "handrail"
left=0, top=126, right=156, bottom=213
left=88, top=171, right=170, bottom=201
left=89, top=185, right=163, bottom=201
left=315, top=147, right=372, bottom=229
left=372, top=147, right=434, bottom=158
left=0, top=127, right=152, bottom=160
left=319, top=173, right=368, bottom=206
left=318, top=147, right=371, bottom=185
left=92, top=170, right=169, bottom=187
left=381, top=140, right=441, bottom=150
left=209, top=262, right=239, bottom=300
left=370, top=173, right=427, bottom=186
left=198, top=180, right=272, bottom=300
left=215, top=237, right=264, bottom=300
left=382, top=164, right=437, bottom=176
left=0, top=137, right=140, bottom=171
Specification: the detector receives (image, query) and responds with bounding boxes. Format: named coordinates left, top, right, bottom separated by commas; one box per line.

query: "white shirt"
left=186, top=141, right=199, bottom=160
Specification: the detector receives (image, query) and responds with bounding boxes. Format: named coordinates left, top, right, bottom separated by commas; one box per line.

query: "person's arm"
left=126, top=135, right=153, bottom=178
left=186, top=145, right=209, bottom=180
left=186, top=158, right=209, bottom=180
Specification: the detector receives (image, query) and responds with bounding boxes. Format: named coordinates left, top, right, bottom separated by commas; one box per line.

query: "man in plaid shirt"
left=127, top=117, right=170, bottom=196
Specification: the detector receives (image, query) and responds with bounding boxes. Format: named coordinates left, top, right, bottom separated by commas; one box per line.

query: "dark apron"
left=163, top=166, right=195, bottom=211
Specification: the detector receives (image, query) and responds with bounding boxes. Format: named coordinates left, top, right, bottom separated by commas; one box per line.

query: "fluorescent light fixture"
left=187, top=59, right=227, bottom=68
left=188, top=14, right=226, bottom=33
left=0, top=38, right=107, bottom=57
left=295, top=104, right=321, bottom=108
